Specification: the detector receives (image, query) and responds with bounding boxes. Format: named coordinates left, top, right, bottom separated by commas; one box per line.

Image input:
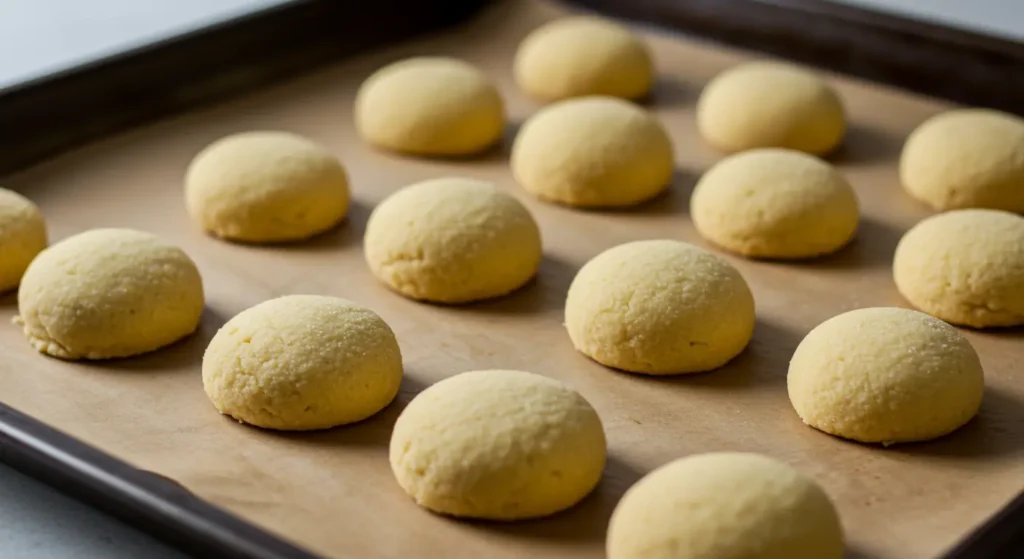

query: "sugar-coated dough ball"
left=894, top=209, right=1024, bottom=327
left=15, top=229, right=204, bottom=360
left=364, top=178, right=542, bottom=303
left=697, top=61, right=845, bottom=155
left=608, top=453, right=843, bottom=559
left=691, top=149, right=858, bottom=259
left=390, top=369, right=606, bottom=520
left=186, top=131, right=350, bottom=243
left=514, top=16, right=653, bottom=102
left=0, top=188, right=47, bottom=292
left=566, top=240, right=755, bottom=374
left=900, top=109, right=1024, bottom=212
left=789, top=307, right=984, bottom=444
left=512, top=96, right=674, bottom=207
left=355, top=57, right=505, bottom=156
left=202, top=295, right=402, bottom=430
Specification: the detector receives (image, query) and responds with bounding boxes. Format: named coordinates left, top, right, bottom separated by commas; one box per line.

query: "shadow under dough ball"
left=788, top=307, right=984, bottom=444
left=565, top=239, right=755, bottom=374
left=185, top=131, right=350, bottom=243
left=697, top=61, right=846, bottom=155
left=363, top=177, right=542, bottom=304
left=389, top=369, right=606, bottom=520
left=514, top=16, right=653, bottom=102
left=607, top=452, right=843, bottom=559
left=202, top=295, right=403, bottom=430
left=893, top=209, right=1024, bottom=328
left=0, top=187, right=47, bottom=293
left=355, top=57, right=505, bottom=157
left=15, top=228, right=204, bottom=360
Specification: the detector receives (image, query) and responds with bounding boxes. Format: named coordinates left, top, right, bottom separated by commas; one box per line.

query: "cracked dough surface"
left=511, top=96, right=674, bottom=207
left=0, top=187, right=47, bottom=292
left=565, top=239, right=755, bottom=374
left=389, top=369, right=606, bottom=520
left=355, top=57, right=505, bottom=156
left=788, top=307, right=984, bottom=444
left=697, top=61, right=845, bottom=155
left=15, top=228, right=204, bottom=360
left=893, top=209, right=1024, bottom=328
left=363, top=177, right=542, bottom=303
left=900, top=109, right=1024, bottom=212
left=202, top=294, right=402, bottom=430
left=514, top=16, right=653, bottom=102
left=185, top=131, right=350, bottom=243
left=691, top=149, right=858, bottom=259
left=607, top=452, right=843, bottom=559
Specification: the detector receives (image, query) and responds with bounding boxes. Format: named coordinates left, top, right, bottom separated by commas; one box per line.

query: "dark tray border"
left=1, top=0, right=1022, bottom=557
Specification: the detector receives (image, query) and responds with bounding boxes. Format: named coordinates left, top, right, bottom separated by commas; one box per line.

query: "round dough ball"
left=514, top=16, right=653, bottom=102
left=691, top=149, right=859, bottom=259
left=390, top=369, right=606, bottom=520
left=364, top=177, right=542, bottom=303
left=185, top=131, right=350, bottom=243
left=893, top=209, right=1024, bottom=327
left=697, top=61, right=845, bottom=155
left=565, top=240, right=755, bottom=374
left=202, top=295, right=402, bottom=430
left=900, top=109, right=1024, bottom=212
left=15, top=228, right=204, bottom=360
left=607, top=452, right=843, bottom=559
left=355, top=57, right=505, bottom=156
left=511, top=96, right=674, bottom=207
left=0, top=188, right=47, bottom=292
left=789, top=307, right=984, bottom=444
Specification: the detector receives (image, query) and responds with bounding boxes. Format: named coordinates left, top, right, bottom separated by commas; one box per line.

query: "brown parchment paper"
left=3, top=1, right=1023, bottom=557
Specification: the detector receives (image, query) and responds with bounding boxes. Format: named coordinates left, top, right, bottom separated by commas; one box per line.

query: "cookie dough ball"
left=697, top=61, right=845, bottom=155
left=202, top=295, right=402, bottom=430
left=0, top=188, right=47, bottom=292
left=608, top=453, right=843, bottom=559
left=390, top=369, right=606, bottom=520
left=185, top=131, right=350, bottom=243
left=15, top=229, right=204, bottom=360
left=789, top=307, right=984, bottom=444
left=514, top=17, right=653, bottom=102
left=900, top=109, right=1024, bottom=212
left=364, top=178, right=542, bottom=303
left=512, top=97, right=674, bottom=207
left=691, top=149, right=859, bottom=259
left=894, top=209, right=1024, bottom=327
left=355, top=57, right=505, bottom=156
left=566, top=240, right=755, bottom=374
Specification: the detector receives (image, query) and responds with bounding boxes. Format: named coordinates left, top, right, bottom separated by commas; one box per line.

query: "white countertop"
left=0, top=0, right=1021, bottom=557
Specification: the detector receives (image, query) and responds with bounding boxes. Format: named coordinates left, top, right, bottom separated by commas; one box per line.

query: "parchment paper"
left=3, top=1, right=1023, bottom=557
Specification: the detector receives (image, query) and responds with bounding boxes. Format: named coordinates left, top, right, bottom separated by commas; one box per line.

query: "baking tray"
left=1, top=0, right=1023, bottom=558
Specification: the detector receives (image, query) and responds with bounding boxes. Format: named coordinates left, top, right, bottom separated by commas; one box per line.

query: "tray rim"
left=0, top=0, right=1022, bottom=557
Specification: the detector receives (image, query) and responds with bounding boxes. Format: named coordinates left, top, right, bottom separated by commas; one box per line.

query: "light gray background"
left=0, top=0, right=1021, bottom=557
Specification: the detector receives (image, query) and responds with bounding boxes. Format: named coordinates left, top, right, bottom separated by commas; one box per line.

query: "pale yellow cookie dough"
left=363, top=177, right=542, bottom=303
left=789, top=307, right=984, bottom=444
left=202, top=295, right=402, bottom=431
left=15, top=228, right=204, bottom=360
left=390, top=369, right=606, bottom=520
left=900, top=108, right=1024, bottom=212
left=691, top=149, right=859, bottom=259
left=697, top=61, right=845, bottom=155
left=514, top=16, right=654, bottom=102
left=185, top=131, right=350, bottom=243
left=0, top=188, right=47, bottom=292
left=511, top=96, right=674, bottom=207
left=355, top=57, right=505, bottom=156
left=565, top=240, right=755, bottom=374
left=893, top=209, right=1024, bottom=327
left=607, top=452, right=843, bottom=559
